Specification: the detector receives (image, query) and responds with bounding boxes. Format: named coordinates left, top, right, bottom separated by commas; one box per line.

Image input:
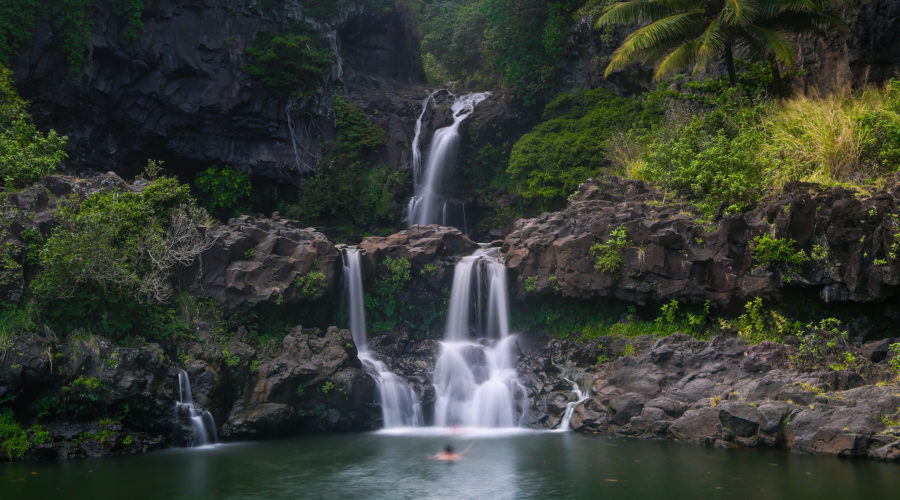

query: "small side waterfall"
left=175, top=370, right=217, bottom=446
left=408, top=91, right=490, bottom=228
left=343, top=248, right=424, bottom=428
left=555, top=377, right=590, bottom=432
left=433, top=248, right=526, bottom=428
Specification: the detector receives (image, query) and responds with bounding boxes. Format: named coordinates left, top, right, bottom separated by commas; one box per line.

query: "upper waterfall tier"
left=408, top=92, right=490, bottom=229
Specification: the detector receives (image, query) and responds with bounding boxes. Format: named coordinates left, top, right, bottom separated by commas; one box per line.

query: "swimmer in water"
left=431, top=443, right=473, bottom=462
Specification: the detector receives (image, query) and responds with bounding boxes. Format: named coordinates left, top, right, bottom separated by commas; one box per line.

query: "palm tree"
left=595, top=0, right=845, bottom=86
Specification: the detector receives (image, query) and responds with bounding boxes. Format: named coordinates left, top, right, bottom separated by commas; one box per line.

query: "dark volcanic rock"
left=184, top=215, right=341, bottom=313
left=524, top=332, right=900, bottom=461
left=14, top=0, right=425, bottom=182
left=221, top=326, right=377, bottom=438
left=503, top=178, right=900, bottom=308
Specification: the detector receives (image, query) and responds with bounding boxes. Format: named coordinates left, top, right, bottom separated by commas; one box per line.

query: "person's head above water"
left=444, top=444, right=454, bottom=454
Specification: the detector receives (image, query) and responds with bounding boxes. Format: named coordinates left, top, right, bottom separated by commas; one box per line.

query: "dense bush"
left=33, top=178, right=210, bottom=334
left=244, top=23, right=332, bottom=99
left=194, top=165, right=252, bottom=219
left=507, top=88, right=661, bottom=209
left=0, top=64, right=67, bottom=188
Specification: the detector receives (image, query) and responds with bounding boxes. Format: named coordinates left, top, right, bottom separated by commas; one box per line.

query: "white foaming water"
left=554, top=376, right=590, bottom=432
left=433, top=248, right=526, bottom=428
left=175, top=370, right=217, bottom=446
left=343, top=248, right=424, bottom=428
left=408, top=91, right=490, bottom=228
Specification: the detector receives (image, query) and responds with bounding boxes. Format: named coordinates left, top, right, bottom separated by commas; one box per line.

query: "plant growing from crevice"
left=752, top=235, right=808, bottom=274
left=591, top=226, right=632, bottom=275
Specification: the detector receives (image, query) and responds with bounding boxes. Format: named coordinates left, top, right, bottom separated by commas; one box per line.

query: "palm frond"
left=595, top=0, right=679, bottom=28
left=605, top=12, right=705, bottom=75
left=720, top=0, right=761, bottom=26
left=654, top=42, right=700, bottom=80
left=744, top=25, right=795, bottom=66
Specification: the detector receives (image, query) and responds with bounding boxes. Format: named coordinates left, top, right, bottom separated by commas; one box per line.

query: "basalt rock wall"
left=12, top=0, right=425, bottom=182
left=503, top=177, right=900, bottom=313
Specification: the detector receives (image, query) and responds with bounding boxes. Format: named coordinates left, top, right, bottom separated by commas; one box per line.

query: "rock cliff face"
left=503, top=178, right=900, bottom=310
left=13, top=0, right=425, bottom=182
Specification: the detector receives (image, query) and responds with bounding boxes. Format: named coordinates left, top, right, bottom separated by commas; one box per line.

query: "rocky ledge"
left=504, top=177, right=900, bottom=308
left=523, top=333, right=900, bottom=460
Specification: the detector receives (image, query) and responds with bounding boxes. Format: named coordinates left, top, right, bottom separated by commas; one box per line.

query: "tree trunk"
left=724, top=42, right=737, bottom=87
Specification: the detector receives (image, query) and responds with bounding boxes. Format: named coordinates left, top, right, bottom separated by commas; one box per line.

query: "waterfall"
left=433, top=248, right=526, bottom=428
left=175, top=370, right=217, bottom=446
left=343, top=248, right=424, bottom=428
left=408, top=91, right=490, bottom=228
left=554, top=377, right=590, bottom=432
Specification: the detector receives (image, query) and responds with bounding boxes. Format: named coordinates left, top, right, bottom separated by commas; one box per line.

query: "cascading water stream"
left=554, top=376, right=590, bottom=432
left=433, top=248, right=526, bottom=428
left=343, top=248, right=423, bottom=428
left=175, top=370, right=217, bottom=446
left=408, top=91, right=490, bottom=228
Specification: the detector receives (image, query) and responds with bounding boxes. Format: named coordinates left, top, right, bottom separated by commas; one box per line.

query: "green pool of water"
left=3, top=431, right=898, bottom=499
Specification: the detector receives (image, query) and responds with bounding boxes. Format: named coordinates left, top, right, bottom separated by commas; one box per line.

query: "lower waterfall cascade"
left=175, top=370, right=217, bottom=446
left=343, top=248, right=424, bottom=428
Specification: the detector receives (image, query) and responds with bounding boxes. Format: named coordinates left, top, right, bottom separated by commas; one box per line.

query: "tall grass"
left=612, top=78, right=900, bottom=209
left=763, top=81, right=900, bottom=185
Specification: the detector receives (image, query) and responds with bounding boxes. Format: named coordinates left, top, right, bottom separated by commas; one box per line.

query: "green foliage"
left=792, top=318, right=854, bottom=371
left=524, top=276, right=538, bottom=293
left=294, top=270, right=327, bottom=300
left=508, top=88, right=662, bottom=208
left=286, top=97, right=397, bottom=232
left=419, top=0, right=594, bottom=104
left=889, top=343, right=900, bottom=375
left=721, top=297, right=800, bottom=344
left=33, top=177, right=209, bottom=338
left=655, top=299, right=710, bottom=336
left=0, top=64, right=67, bottom=187
left=752, top=235, right=809, bottom=273
left=0, top=410, right=47, bottom=460
left=222, top=347, right=240, bottom=368
left=591, top=226, right=631, bottom=274
left=365, top=257, right=412, bottom=331
left=244, top=23, right=332, bottom=99
left=194, top=166, right=252, bottom=218
left=622, top=342, right=636, bottom=357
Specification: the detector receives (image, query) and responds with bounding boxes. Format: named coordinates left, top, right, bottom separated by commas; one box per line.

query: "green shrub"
left=590, top=226, right=631, bottom=274
left=294, top=270, right=326, bottom=299
left=508, top=88, right=661, bottom=209
left=0, top=410, right=33, bottom=460
left=244, top=23, right=332, bottom=99
left=889, top=343, right=900, bottom=375
left=721, top=297, right=799, bottom=345
left=0, top=64, right=67, bottom=187
left=752, top=235, right=808, bottom=273
left=365, top=257, right=412, bottom=330
left=194, top=165, right=252, bottom=218
left=33, top=178, right=209, bottom=336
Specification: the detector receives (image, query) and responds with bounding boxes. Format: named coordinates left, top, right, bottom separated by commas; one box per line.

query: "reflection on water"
left=3, top=432, right=900, bottom=499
